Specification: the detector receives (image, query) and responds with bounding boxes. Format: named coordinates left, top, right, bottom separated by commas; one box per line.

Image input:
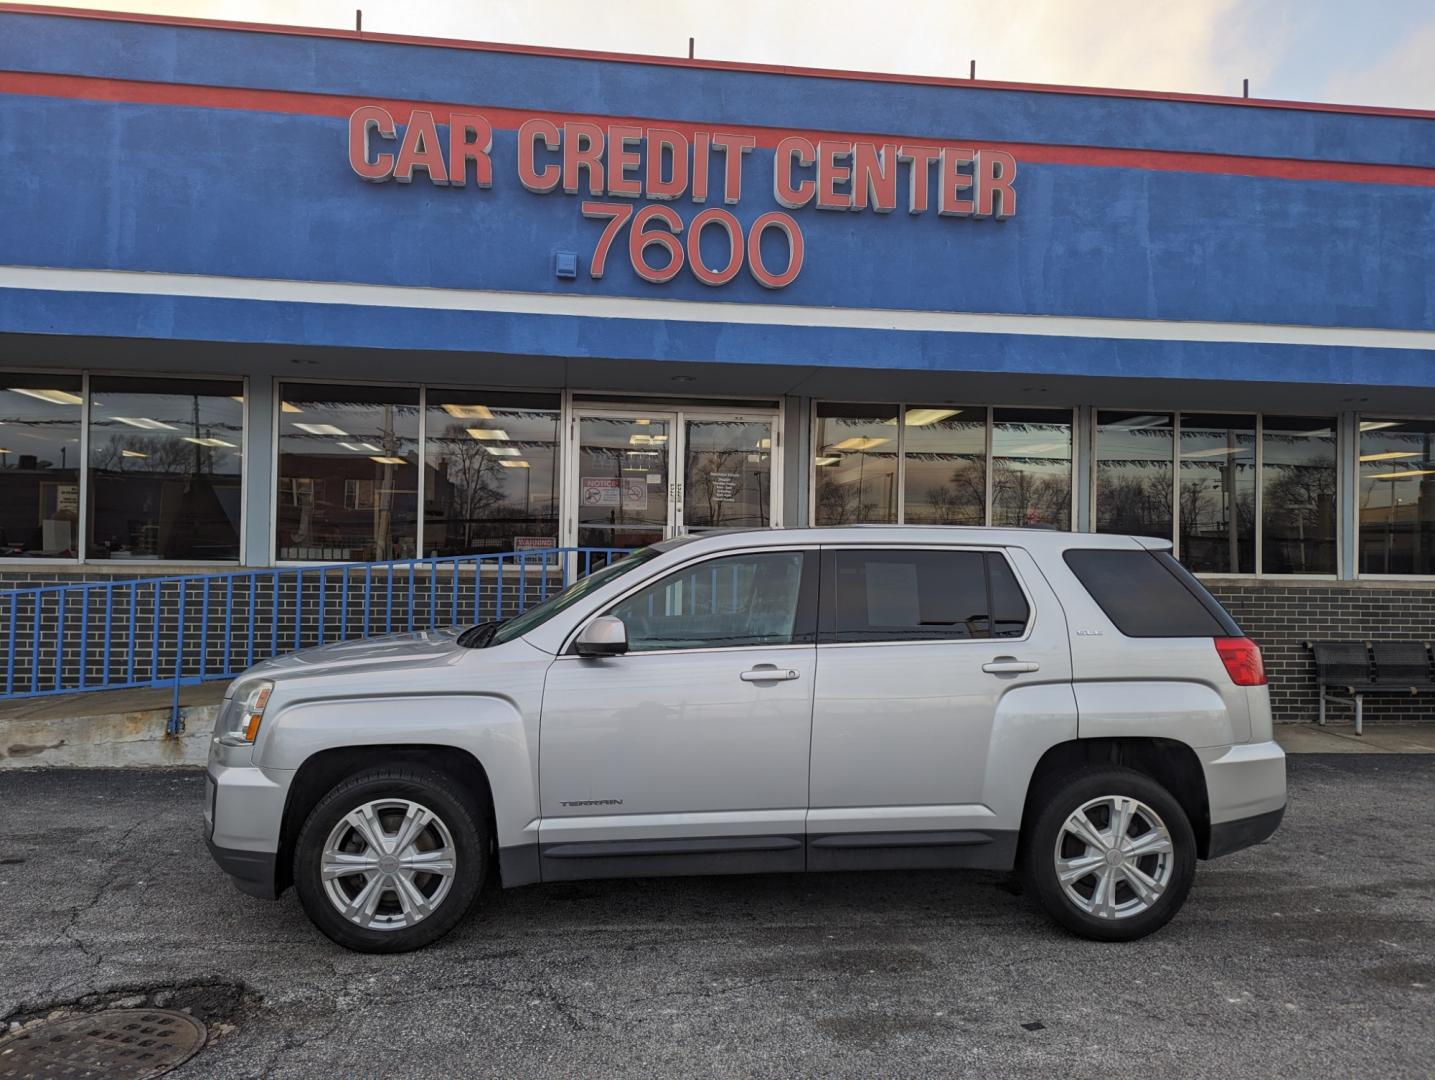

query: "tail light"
left=1215, top=637, right=1266, bottom=686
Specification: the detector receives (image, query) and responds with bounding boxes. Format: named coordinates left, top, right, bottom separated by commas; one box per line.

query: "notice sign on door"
left=581, top=477, right=621, bottom=507
left=710, top=472, right=741, bottom=502
left=621, top=477, right=648, bottom=510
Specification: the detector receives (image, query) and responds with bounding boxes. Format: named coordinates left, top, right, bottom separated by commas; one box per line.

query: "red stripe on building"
left=1, top=70, right=1432, bottom=188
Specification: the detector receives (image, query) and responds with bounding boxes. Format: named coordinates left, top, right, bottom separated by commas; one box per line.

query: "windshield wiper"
left=457, top=620, right=503, bottom=648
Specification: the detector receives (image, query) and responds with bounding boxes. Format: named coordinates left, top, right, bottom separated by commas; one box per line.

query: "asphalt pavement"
left=2, top=757, right=1432, bottom=1079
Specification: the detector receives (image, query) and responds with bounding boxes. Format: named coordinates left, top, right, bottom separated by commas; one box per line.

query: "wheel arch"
left=276, top=744, right=498, bottom=894
left=1018, top=737, right=1213, bottom=860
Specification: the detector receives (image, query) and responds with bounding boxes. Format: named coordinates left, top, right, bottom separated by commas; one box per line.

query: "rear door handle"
left=740, top=667, right=800, bottom=682
left=982, top=659, right=1040, bottom=674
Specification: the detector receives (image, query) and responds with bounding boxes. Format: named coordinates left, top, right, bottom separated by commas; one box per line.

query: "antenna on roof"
left=688, top=37, right=695, bottom=59
left=969, top=59, right=976, bottom=80
left=355, top=9, right=362, bottom=33
left=1242, top=77, right=1250, bottom=98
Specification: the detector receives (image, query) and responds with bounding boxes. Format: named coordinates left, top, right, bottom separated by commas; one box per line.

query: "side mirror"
left=575, top=615, right=628, bottom=657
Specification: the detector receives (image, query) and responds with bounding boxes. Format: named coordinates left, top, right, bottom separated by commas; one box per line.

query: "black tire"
left=293, top=765, right=488, bottom=953
left=1022, top=766, right=1196, bottom=942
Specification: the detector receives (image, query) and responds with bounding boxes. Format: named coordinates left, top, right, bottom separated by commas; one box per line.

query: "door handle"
left=982, top=658, right=1040, bottom=674
left=740, top=667, right=800, bottom=682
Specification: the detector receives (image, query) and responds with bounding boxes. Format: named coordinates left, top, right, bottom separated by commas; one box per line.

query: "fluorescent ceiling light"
left=1181, top=447, right=1248, bottom=459
left=337, top=442, right=383, bottom=453
left=442, top=403, right=494, bottom=420
left=1359, top=451, right=1421, bottom=463
left=629, top=434, right=655, bottom=445
left=280, top=402, right=303, bottom=414
left=466, top=428, right=511, bottom=441
left=1004, top=442, right=1067, bottom=455
left=814, top=455, right=841, bottom=466
left=830, top=437, right=888, bottom=451
left=1370, top=468, right=1435, bottom=480
left=183, top=437, right=236, bottom=448
left=1360, top=421, right=1401, bottom=432
left=10, top=387, right=83, bottom=405
left=484, top=446, right=522, bottom=456
left=634, top=418, right=651, bottom=426
left=120, top=449, right=147, bottom=459
left=904, top=408, right=961, bottom=427
left=369, top=455, right=407, bottom=465
left=756, top=437, right=772, bottom=450
left=294, top=423, right=348, bottom=436
left=0, top=448, right=10, bottom=454
left=499, top=459, right=531, bottom=468
left=114, top=416, right=177, bottom=431
left=1103, top=414, right=1168, bottom=431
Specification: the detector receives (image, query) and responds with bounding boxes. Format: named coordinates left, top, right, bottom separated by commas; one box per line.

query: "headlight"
left=221, top=680, right=274, bottom=745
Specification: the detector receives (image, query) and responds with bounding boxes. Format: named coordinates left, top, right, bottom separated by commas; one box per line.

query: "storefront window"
left=277, top=384, right=419, bottom=562
left=1261, top=416, right=1337, bottom=574
left=1096, top=411, right=1173, bottom=540
left=902, top=406, right=986, bottom=525
left=814, top=403, right=898, bottom=525
left=423, top=390, right=560, bottom=556
left=1179, top=414, right=1256, bottom=574
left=991, top=408, right=1071, bottom=529
left=0, top=375, right=83, bottom=557
left=88, top=377, right=243, bottom=561
left=1358, top=418, right=1435, bottom=575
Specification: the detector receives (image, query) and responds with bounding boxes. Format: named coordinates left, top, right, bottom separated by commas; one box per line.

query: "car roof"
left=664, top=525, right=1168, bottom=555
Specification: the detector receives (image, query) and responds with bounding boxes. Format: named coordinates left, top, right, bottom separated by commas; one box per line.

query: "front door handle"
left=982, top=658, right=1040, bottom=674
left=740, top=667, right=800, bottom=682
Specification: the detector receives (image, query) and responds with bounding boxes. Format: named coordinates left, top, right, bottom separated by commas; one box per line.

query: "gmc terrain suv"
left=204, top=527, right=1286, bottom=952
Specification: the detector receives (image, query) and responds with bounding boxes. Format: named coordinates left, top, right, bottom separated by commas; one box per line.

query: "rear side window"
left=822, top=549, right=1030, bottom=643
left=1063, top=548, right=1241, bottom=638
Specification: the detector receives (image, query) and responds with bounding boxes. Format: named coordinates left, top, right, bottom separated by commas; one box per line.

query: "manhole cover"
left=0, top=1008, right=206, bottom=1079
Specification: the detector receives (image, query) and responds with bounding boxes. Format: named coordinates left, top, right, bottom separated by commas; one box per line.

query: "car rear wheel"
left=1023, top=766, right=1196, bottom=942
left=293, top=766, right=488, bottom=953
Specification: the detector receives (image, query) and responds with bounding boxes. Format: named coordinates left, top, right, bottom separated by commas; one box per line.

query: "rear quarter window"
left=1062, top=548, right=1241, bottom=638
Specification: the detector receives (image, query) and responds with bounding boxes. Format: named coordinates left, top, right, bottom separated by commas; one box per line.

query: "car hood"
left=242, top=626, right=471, bottom=682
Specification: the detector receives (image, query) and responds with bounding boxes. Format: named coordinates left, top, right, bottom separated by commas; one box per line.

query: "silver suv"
left=204, top=527, right=1285, bottom=952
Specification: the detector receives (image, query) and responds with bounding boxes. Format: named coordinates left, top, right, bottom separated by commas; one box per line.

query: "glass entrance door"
left=574, top=413, right=673, bottom=550
left=570, top=407, right=779, bottom=549
left=682, top=417, right=775, bottom=532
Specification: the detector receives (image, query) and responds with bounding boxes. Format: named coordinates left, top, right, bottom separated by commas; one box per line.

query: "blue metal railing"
left=0, top=546, right=628, bottom=731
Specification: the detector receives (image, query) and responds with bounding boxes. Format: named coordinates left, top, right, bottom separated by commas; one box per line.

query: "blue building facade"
left=1, top=7, right=1433, bottom=718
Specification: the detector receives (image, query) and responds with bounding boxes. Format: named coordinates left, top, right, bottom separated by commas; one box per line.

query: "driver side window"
left=607, top=551, right=813, bottom=652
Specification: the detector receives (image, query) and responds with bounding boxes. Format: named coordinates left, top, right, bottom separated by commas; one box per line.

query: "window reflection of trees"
left=1262, top=421, right=1337, bottom=574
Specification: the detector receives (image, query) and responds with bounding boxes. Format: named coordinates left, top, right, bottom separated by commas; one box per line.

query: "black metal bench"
left=1307, top=640, right=1435, bottom=735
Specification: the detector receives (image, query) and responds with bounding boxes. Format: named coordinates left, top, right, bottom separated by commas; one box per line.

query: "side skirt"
left=499, top=830, right=1021, bottom=887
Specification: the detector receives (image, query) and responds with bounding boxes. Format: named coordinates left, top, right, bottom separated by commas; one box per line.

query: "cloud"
left=1319, top=21, right=1435, bottom=108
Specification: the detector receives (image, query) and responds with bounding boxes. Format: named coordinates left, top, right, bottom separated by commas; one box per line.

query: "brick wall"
left=1207, top=579, right=1435, bottom=725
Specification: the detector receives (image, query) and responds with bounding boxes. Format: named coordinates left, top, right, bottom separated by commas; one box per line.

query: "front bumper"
left=205, top=838, right=279, bottom=899
left=204, top=757, right=292, bottom=900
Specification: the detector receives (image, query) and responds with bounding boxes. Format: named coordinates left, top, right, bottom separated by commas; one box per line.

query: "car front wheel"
left=293, top=766, right=488, bottom=953
left=1023, top=766, right=1196, bottom=942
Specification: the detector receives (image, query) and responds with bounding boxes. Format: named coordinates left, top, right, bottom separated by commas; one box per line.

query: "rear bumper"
left=205, top=837, right=279, bottom=899
left=1205, top=804, right=1285, bottom=859
left=1198, top=739, right=1287, bottom=859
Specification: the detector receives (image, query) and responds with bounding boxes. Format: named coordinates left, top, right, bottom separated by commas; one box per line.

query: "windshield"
left=485, top=549, right=660, bottom=646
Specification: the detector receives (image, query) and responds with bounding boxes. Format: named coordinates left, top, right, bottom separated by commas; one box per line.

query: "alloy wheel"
left=320, top=798, right=457, bottom=931
left=1053, top=794, right=1175, bottom=920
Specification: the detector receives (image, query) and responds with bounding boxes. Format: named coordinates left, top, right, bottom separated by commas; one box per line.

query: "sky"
left=23, top=0, right=1435, bottom=109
